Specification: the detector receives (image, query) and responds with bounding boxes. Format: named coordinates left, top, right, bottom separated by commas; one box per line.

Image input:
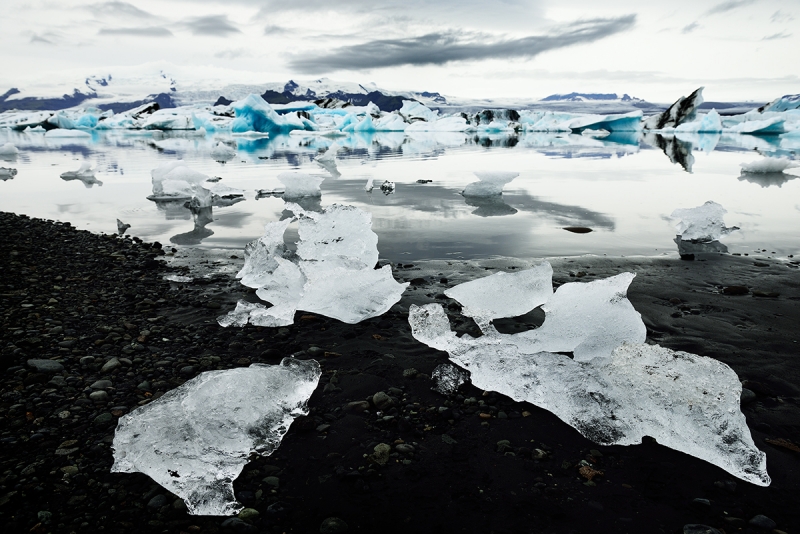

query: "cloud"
left=30, top=34, right=54, bottom=45
left=214, top=48, right=253, bottom=59
left=703, top=0, right=756, bottom=16
left=183, top=15, right=241, bottom=36
left=762, top=31, right=792, bottom=40
left=263, top=24, right=290, bottom=35
left=770, top=10, right=794, bottom=23
left=88, top=1, right=156, bottom=19
left=290, top=15, right=636, bottom=73
left=681, top=22, right=700, bottom=33
left=98, top=27, right=174, bottom=37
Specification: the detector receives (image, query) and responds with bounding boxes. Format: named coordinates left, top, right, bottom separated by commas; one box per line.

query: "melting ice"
left=670, top=201, right=738, bottom=242
left=112, top=358, right=321, bottom=516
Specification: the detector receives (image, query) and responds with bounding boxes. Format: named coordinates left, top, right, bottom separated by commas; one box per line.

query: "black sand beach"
left=1, top=211, right=799, bottom=534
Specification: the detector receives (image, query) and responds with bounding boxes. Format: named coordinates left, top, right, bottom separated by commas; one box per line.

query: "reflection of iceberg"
left=738, top=172, right=798, bottom=188
left=675, top=109, right=723, bottom=133
left=462, top=171, right=519, bottom=196
left=112, top=358, right=321, bottom=516
left=60, top=162, right=102, bottom=188
left=670, top=201, right=738, bottom=242
left=409, top=265, right=770, bottom=487
left=674, top=132, right=720, bottom=153
left=219, top=203, right=408, bottom=327
left=0, top=143, right=19, bottom=161
left=644, top=133, right=694, bottom=172
left=463, top=195, right=518, bottom=217
left=170, top=205, right=215, bottom=246
left=0, top=167, right=17, bottom=180
left=674, top=236, right=728, bottom=259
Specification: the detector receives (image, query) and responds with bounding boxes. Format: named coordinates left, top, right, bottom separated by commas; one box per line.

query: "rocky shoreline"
left=1, top=211, right=799, bottom=534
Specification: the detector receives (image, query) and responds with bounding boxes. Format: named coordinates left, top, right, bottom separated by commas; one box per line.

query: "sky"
left=0, top=0, right=797, bottom=102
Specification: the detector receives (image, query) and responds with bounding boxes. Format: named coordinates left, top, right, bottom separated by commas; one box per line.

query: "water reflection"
left=738, top=171, right=799, bottom=188
left=463, top=195, right=518, bottom=217
left=171, top=205, right=214, bottom=245
left=644, top=133, right=694, bottom=172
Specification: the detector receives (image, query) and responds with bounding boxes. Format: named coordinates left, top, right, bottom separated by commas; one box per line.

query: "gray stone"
left=89, top=390, right=109, bottom=402
left=395, top=444, right=415, bottom=453
left=683, top=525, right=722, bottom=534
left=100, top=357, right=121, bottom=373
left=320, top=517, right=349, bottom=533
left=372, top=391, right=393, bottom=410
left=27, top=359, right=64, bottom=373
left=48, top=376, right=68, bottom=388
left=307, top=346, right=324, bottom=356
left=740, top=388, right=756, bottom=405
left=93, top=412, right=113, bottom=425
left=90, top=379, right=113, bottom=390
left=748, top=515, right=777, bottom=530
left=79, top=356, right=95, bottom=365
left=402, top=368, right=418, bottom=378
left=37, top=510, right=53, bottom=524
left=344, top=401, right=369, bottom=413
left=263, top=476, right=279, bottom=488
left=237, top=508, right=260, bottom=522
left=147, top=494, right=167, bottom=509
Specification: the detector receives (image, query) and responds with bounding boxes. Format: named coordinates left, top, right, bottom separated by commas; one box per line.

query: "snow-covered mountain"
left=541, top=92, right=644, bottom=103
left=0, top=63, right=448, bottom=113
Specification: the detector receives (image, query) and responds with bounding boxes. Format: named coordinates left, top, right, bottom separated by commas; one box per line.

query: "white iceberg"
left=0, top=143, right=19, bottom=157
left=675, top=109, right=723, bottom=133
left=111, top=358, right=321, bottom=516
left=462, top=172, right=519, bottom=197
left=44, top=129, right=92, bottom=138
left=219, top=203, right=408, bottom=327
left=405, top=116, right=471, bottom=132
left=670, top=201, right=738, bottom=242
left=740, top=156, right=799, bottom=174
left=726, top=116, right=785, bottom=135
left=399, top=100, right=438, bottom=123
left=644, top=87, right=704, bottom=130
left=210, top=142, right=236, bottom=162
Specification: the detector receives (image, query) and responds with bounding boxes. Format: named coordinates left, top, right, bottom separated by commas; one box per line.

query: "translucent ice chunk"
left=219, top=203, right=408, bottom=327
left=380, top=180, right=395, bottom=195
left=462, top=172, right=519, bottom=196
left=116, top=219, right=131, bottom=235
left=431, top=363, right=471, bottom=395
left=60, top=162, right=102, bottom=187
left=740, top=157, right=799, bottom=174
left=277, top=172, right=325, bottom=198
left=0, top=143, right=19, bottom=158
left=111, top=358, right=322, bottom=515
left=670, top=201, right=739, bottom=242
left=443, top=263, right=553, bottom=327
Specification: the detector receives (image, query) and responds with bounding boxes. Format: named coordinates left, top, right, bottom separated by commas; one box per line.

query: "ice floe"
left=740, top=156, right=799, bottom=174
left=60, top=162, right=102, bottom=187
left=219, top=203, right=408, bottom=327
left=670, top=201, right=739, bottom=242
left=409, top=265, right=770, bottom=486
left=210, top=142, right=236, bottom=162
left=277, top=172, right=325, bottom=199
left=462, top=172, right=519, bottom=197
left=112, top=358, right=321, bottom=515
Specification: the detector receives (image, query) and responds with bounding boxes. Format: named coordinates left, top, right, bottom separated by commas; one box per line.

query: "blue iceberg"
left=231, top=94, right=315, bottom=134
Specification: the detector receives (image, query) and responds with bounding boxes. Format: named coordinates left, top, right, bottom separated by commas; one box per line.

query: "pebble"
left=683, top=526, right=722, bottom=534
left=320, top=517, right=349, bottom=533
left=27, top=359, right=64, bottom=373
left=147, top=494, right=167, bottom=509
left=748, top=515, right=776, bottom=530
left=372, top=391, right=394, bottom=410
left=100, top=357, right=121, bottom=373
left=263, top=476, right=279, bottom=488
left=91, top=379, right=113, bottom=390
left=89, top=390, right=109, bottom=401
left=237, top=508, right=260, bottom=522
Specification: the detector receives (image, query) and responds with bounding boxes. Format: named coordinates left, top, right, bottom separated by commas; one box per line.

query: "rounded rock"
left=320, top=517, right=349, bottom=534
left=27, top=359, right=64, bottom=373
left=748, top=515, right=776, bottom=530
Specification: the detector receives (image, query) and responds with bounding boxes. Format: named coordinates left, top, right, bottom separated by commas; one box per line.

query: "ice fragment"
left=431, top=363, right=471, bottom=395
left=277, top=172, right=325, bottom=199
left=111, top=358, right=321, bottom=516
left=740, top=157, right=799, bottom=174
left=462, top=172, right=519, bottom=197
left=60, top=162, right=102, bottom=188
left=670, top=201, right=739, bottom=242
left=210, top=142, right=236, bottom=162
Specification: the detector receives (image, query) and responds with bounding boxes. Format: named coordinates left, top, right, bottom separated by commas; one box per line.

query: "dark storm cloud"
left=183, top=15, right=242, bottom=36
left=703, top=0, right=756, bottom=16
left=88, top=1, right=156, bottom=19
left=289, top=15, right=636, bottom=73
left=98, top=27, right=174, bottom=37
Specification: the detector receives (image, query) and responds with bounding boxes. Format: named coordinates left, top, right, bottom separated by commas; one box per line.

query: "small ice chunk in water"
left=164, top=274, right=193, bottom=283
left=444, top=263, right=553, bottom=328
left=0, top=143, right=19, bottom=158
left=670, top=201, right=738, bottom=242
left=364, top=177, right=375, bottom=192
left=116, top=219, right=131, bottom=235
left=380, top=180, right=395, bottom=194
left=740, top=157, right=799, bottom=174
left=60, top=163, right=102, bottom=187
left=0, top=167, right=17, bottom=180
left=462, top=172, right=519, bottom=196
left=210, top=142, right=236, bottom=162
left=431, top=363, right=471, bottom=395
left=277, top=172, right=325, bottom=198
left=111, top=358, right=321, bottom=516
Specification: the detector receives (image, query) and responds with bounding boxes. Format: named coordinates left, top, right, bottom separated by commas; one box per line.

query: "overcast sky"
left=0, top=0, right=797, bottom=102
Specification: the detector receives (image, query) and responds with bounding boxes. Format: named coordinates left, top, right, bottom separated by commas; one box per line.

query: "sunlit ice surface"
left=0, top=128, right=797, bottom=261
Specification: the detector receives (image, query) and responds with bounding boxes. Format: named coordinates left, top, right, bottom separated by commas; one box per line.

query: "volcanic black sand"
left=1, top=211, right=799, bottom=534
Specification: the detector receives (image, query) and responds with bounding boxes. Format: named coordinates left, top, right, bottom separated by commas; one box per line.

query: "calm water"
left=1, top=128, right=798, bottom=261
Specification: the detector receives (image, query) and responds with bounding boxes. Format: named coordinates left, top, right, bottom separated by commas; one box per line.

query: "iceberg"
left=277, top=172, right=325, bottom=198
left=44, top=129, right=92, bottom=138
left=0, top=167, right=17, bottom=180
left=112, top=358, right=321, bottom=516
left=219, top=203, right=408, bottom=327
left=675, top=109, right=723, bottom=133
left=644, top=87, right=704, bottom=130
left=740, top=156, right=799, bottom=174
left=755, top=94, right=800, bottom=113
left=231, top=94, right=313, bottom=134
left=0, top=143, right=19, bottom=158
left=727, top=116, right=786, bottom=135
left=408, top=269, right=770, bottom=486
left=116, top=219, right=131, bottom=235
left=210, top=142, right=236, bottom=162
left=462, top=172, right=519, bottom=197
left=670, top=201, right=739, bottom=242
left=566, top=111, right=643, bottom=133
left=60, top=162, right=102, bottom=187
left=399, top=100, right=438, bottom=123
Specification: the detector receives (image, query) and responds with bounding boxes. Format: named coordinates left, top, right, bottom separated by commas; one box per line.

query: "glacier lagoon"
left=0, top=128, right=798, bottom=261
